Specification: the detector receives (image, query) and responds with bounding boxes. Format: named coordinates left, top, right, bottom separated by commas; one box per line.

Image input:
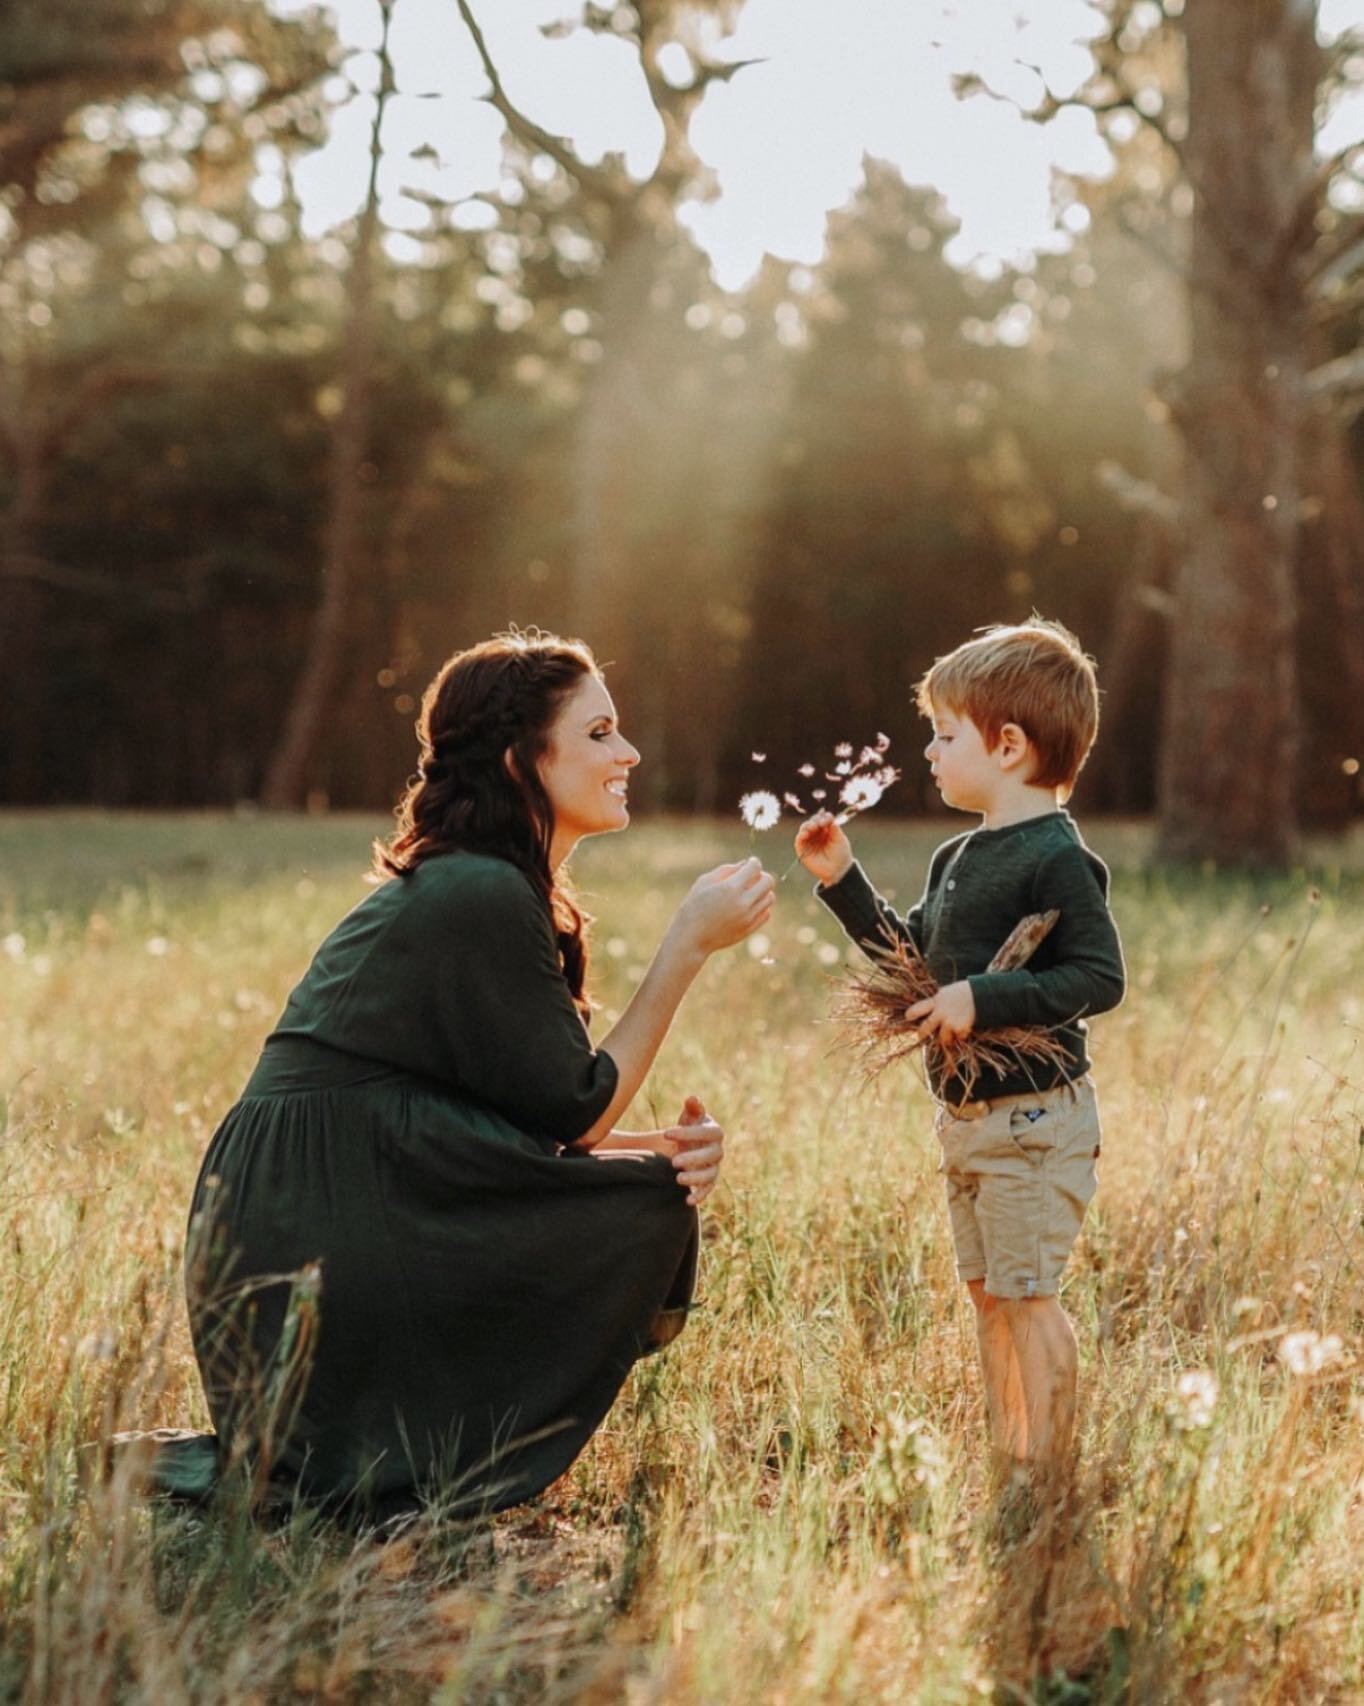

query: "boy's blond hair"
left=915, top=618, right=1099, bottom=795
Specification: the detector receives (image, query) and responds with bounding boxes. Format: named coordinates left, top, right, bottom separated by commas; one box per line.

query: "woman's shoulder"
left=397, top=850, right=543, bottom=919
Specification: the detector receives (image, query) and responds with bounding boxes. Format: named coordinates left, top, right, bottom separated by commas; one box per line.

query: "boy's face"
left=923, top=704, right=1007, bottom=814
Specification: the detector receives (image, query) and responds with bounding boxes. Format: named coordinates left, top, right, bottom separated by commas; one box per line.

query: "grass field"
left=1, top=811, right=1362, bottom=1703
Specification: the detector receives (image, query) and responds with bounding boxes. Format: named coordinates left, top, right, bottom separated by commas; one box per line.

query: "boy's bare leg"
left=967, top=1279, right=1028, bottom=1459
left=1000, top=1296, right=1077, bottom=1474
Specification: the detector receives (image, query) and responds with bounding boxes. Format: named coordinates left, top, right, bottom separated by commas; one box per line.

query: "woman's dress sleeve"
left=432, top=861, right=618, bottom=1143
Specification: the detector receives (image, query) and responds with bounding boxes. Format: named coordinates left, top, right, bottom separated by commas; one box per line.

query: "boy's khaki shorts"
left=934, top=1077, right=1101, bottom=1300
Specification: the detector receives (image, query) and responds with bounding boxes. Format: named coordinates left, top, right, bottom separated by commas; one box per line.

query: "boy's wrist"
left=816, top=850, right=854, bottom=889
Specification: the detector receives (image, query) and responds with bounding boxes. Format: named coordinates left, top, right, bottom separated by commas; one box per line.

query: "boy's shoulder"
left=940, top=810, right=1111, bottom=888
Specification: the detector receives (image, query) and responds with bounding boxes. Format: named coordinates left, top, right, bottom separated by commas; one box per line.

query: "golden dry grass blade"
left=831, top=912, right=1073, bottom=1098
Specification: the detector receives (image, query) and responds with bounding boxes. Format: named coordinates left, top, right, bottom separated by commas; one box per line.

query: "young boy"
left=794, top=619, right=1125, bottom=1487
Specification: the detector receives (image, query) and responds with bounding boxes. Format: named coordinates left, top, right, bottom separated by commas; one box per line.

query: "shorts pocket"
left=1007, top=1103, right=1058, bottom=1165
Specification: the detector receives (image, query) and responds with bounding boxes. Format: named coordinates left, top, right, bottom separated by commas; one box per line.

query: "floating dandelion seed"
left=739, top=790, right=782, bottom=831
left=797, top=763, right=816, bottom=777
left=834, top=742, right=853, bottom=758
left=1279, top=1329, right=1345, bottom=1377
left=751, top=751, right=767, bottom=763
left=833, top=760, right=853, bottom=777
left=811, top=788, right=827, bottom=801
left=783, top=792, right=806, bottom=812
left=876, top=731, right=891, bottom=751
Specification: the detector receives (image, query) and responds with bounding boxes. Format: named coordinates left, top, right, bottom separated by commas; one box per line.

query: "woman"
left=175, top=630, right=774, bottom=1522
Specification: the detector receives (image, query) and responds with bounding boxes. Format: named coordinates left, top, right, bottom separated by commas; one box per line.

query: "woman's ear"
left=503, top=745, right=521, bottom=781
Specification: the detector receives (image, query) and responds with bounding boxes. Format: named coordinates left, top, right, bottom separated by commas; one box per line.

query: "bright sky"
left=276, top=0, right=1364, bottom=290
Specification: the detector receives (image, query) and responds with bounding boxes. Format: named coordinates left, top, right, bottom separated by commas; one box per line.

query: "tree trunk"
left=1296, top=402, right=1364, bottom=826
left=1156, top=0, right=1320, bottom=866
left=0, top=434, right=49, bottom=802
left=259, top=4, right=392, bottom=810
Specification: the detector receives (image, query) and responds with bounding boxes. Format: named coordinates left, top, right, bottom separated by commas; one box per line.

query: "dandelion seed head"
left=1279, top=1329, right=1345, bottom=1377
left=739, top=790, right=782, bottom=831
left=1170, top=1369, right=1218, bottom=1429
left=840, top=775, right=884, bottom=812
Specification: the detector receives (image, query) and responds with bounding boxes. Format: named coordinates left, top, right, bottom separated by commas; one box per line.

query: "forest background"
left=2, top=0, right=1364, bottom=868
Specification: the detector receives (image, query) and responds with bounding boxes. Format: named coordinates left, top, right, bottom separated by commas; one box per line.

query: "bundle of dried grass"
left=833, top=909, right=1072, bottom=1100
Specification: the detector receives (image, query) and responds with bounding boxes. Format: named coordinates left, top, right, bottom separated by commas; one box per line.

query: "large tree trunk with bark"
left=1156, top=0, right=1320, bottom=866
left=259, top=4, right=391, bottom=810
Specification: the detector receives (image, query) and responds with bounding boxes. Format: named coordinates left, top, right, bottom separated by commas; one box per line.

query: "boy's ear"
left=996, top=722, right=1032, bottom=772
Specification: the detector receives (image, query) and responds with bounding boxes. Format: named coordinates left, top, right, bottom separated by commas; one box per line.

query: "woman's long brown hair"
left=373, top=630, right=600, bottom=1014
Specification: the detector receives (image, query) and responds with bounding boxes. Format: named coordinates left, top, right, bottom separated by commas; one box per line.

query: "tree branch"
left=1306, top=346, right=1364, bottom=398
left=1096, top=459, right=1181, bottom=528
left=1310, top=217, right=1364, bottom=295
left=454, top=0, right=615, bottom=201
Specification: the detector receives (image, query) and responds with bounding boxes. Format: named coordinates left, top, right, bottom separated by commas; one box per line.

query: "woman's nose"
left=621, top=740, right=641, bottom=767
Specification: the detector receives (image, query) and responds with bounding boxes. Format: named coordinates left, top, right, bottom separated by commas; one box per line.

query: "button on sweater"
left=817, top=810, right=1126, bottom=1104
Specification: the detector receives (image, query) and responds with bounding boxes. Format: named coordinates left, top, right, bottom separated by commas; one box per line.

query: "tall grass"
left=1, top=812, right=1361, bottom=1702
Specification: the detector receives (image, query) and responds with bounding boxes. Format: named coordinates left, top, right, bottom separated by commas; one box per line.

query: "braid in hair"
left=373, top=631, right=599, bottom=1015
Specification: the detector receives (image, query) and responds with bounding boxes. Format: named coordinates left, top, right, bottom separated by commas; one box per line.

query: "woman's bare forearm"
left=574, top=923, right=705, bottom=1149
left=589, top=1130, right=670, bottom=1155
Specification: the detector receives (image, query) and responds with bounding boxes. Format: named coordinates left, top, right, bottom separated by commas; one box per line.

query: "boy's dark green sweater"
left=817, top=810, right=1125, bottom=1106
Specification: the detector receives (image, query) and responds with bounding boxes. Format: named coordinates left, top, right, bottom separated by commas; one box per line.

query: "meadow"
left=1, top=810, right=1361, bottom=1704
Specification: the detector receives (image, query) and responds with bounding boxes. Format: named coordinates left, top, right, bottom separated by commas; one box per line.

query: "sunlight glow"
left=275, top=0, right=1363, bottom=289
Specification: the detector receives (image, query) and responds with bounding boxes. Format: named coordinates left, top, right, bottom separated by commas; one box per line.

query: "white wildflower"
left=1279, top=1329, right=1345, bottom=1377
left=1171, top=1369, right=1219, bottom=1429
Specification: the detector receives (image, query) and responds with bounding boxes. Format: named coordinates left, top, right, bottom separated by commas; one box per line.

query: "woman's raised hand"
left=672, top=857, right=775, bottom=957
left=665, top=1094, right=725, bottom=1206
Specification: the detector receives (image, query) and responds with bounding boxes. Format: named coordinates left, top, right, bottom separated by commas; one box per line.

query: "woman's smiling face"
left=537, top=673, right=640, bottom=844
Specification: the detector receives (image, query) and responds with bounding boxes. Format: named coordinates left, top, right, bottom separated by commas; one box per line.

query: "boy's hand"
left=793, top=811, right=854, bottom=887
left=905, top=980, right=976, bottom=1046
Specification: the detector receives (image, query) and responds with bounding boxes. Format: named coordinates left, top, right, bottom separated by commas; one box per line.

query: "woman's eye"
left=591, top=728, right=610, bottom=741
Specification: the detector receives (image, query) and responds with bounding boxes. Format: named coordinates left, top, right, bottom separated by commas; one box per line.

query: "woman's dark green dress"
left=181, top=850, right=698, bottom=1518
